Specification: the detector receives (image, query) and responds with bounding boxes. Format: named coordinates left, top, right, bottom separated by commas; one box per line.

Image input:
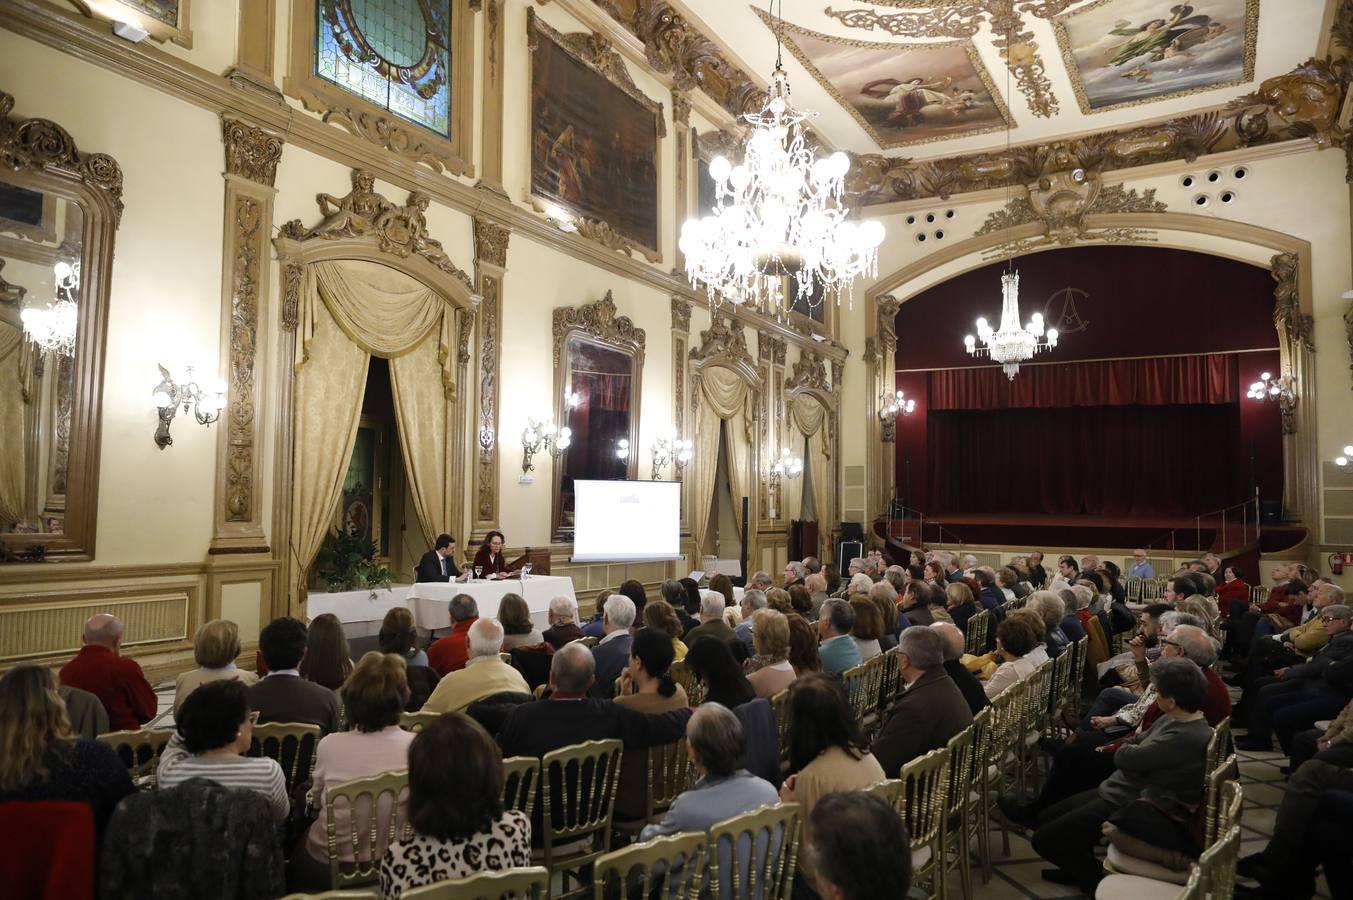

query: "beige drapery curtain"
left=787, top=394, right=832, bottom=527
left=0, top=323, right=28, bottom=525
left=291, top=260, right=459, bottom=601
left=690, top=366, right=753, bottom=555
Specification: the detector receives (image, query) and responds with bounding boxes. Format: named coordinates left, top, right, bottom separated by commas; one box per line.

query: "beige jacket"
left=422, top=655, right=529, bottom=713
left=1323, top=698, right=1353, bottom=746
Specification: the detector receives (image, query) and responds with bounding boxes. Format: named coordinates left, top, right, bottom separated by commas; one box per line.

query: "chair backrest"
left=876, top=645, right=901, bottom=711
left=840, top=662, right=876, bottom=729
left=1198, top=824, right=1241, bottom=900
left=770, top=689, right=791, bottom=764
left=1205, top=718, right=1233, bottom=775
left=1203, top=760, right=1241, bottom=847
left=1249, top=584, right=1268, bottom=605
left=593, top=832, right=707, bottom=900
left=400, top=866, right=551, bottom=899
left=98, top=728, right=174, bottom=789
left=899, top=746, right=950, bottom=856
left=965, top=610, right=989, bottom=656
left=540, top=739, right=623, bottom=854
left=248, top=721, right=321, bottom=794
left=1049, top=649, right=1072, bottom=719
left=943, top=721, right=976, bottom=818
left=644, top=739, right=692, bottom=822
left=1124, top=576, right=1143, bottom=602
left=1066, top=636, right=1089, bottom=713
left=324, top=769, right=411, bottom=889
left=399, top=711, right=443, bottom=733
left=966, top=707, right=992, bottom=799
left=670, top=660, right=706, bottom=706
left=706, top=802, right=801, bottom=900
left=502, top=755, right=541, bottom=821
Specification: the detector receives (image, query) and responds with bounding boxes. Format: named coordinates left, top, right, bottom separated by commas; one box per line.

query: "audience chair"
left=891, top=746, right=950, bottom=900
left=941, top=722, right=978, bottom=900
left=1248, top=584, right=1268, bottom=605
left=877, top=644, right=902, bottom=710
left=98, top=727, right=174, bottom=790
left=399, top=710, right=443, bottom=732
left=1124, top=576, right=1143, bottom=604
left=400, top=866, right=551, bottom=899
left=1048, top=649, right=1073, bottom=738
left=962, top=707, right=995, bottom=884
left=1016, top=661, right=1055, bottom=796
left=670, top=660, right=706, bottom=706
left=840, top=662, right=878, bottom=737
left=1096, top=822, right=1241, bottom=900
left=615, top=739, right=693, bottom=838
left=1066, top=636, right=1090, bottom=718
left=1205, top=718, right=1234, bottom=779
left=248, top=721, right=321, bottom=795
left=593, top=831, right=707, bottom=900
left=985, top=685, right=1024, bottom=859
left=502, top=755, right=541, bottom=821
left=706, top=803, right=801, bottom=900
left=537, top=738, right=624, bottom=898
left=770, top=689, right=791, bottom=766
left=1104, top=765, right=1241, bottom=885
left=964, top=610, right=990, bottom=657
left=323, top=769, right=411, bottom=890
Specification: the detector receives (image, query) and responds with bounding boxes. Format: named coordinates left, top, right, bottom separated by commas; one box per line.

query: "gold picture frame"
left=75, top=0, right=193, bottom=49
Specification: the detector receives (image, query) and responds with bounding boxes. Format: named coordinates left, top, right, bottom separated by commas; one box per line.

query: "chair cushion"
left=1105, top=844, right=1190, bottom=884
left=911, top=845, right=932, bottom=869
left=1095, top=873, right=1187, bottom=900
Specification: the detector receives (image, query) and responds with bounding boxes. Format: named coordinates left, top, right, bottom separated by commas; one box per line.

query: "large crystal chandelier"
left=963, top=270, right=1057, bottom=379
left=678, top=3, right=883, bottom=315
left=21, top=259, right=79, bottom=356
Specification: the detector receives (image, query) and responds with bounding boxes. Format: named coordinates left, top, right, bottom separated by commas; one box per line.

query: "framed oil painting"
left=759, top=13, right=1010, bottom=150
left=1055, top=0, right=1259, bottom=113
left=529, top=11, right=663, bottom=256
left=89, top=0, right=192, bottom=47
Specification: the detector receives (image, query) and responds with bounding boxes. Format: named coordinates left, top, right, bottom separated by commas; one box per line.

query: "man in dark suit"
left=590, top=595, right=636, bottom=698
left=248, top=617, right=339, bottom=734
left=931, top=621, right=991, bottom=714
left=684, top=592, right=737, bottom=649
left=871, top=626, right=974, bottom=776
left=416, top=533, right=463, bottom=583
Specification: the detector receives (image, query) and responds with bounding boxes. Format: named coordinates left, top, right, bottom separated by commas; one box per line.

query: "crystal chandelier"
left=21, top=260, right=79, bottom=356
left=963, top=270, right=1058, bottom=379
left=678, top=2, right=884, bottom=315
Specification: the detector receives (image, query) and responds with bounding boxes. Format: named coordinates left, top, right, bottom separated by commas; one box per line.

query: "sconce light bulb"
left=1339, top=457, right=1349, bottom=468
left=559, top=426, right=572, bottom=438
left=1261, top=372, right=1272, bottom=381
left=1269, top=386, right=1280, bottom=396
left=53, top=260, right=74, bottom=281
left=1344, top=445, right=1353, bottom=456
left=152, top=389, right=173, bottom=409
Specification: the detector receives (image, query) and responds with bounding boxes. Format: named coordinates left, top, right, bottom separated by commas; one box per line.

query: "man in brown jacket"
left=871, top=626, right=973, bottom=777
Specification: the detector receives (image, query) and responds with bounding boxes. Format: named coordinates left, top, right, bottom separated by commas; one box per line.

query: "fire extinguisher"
left=1333, top=552, right=1350, bottom=575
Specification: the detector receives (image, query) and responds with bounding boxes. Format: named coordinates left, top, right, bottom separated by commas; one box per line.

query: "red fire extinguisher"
left=1333, top=552, right=1351, bottom=575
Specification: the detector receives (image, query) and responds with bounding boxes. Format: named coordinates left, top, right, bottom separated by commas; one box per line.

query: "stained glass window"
left=316, top=0, right=453, bottom=137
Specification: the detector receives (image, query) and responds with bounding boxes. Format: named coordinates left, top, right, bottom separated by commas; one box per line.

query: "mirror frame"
left=0, top=92, right=121, bottom=563
left=550, top=291, right=645, bottom=542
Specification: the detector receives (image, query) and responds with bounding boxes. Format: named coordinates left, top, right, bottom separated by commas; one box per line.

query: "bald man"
left=59, top=614, right=157, bottom=731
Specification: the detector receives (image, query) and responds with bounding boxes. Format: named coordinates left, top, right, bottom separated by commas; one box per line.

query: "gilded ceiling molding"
left=824, top=1, right=1060, bottom=118
left=551, top=291, right=646, bottom=370
left=0, top=92, right=124, bottom=225
left=975, top=173, right=1167, bottom=255
left=845, top=57, right=1352, bottom=205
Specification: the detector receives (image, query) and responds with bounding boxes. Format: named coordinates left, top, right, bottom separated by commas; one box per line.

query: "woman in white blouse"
left=984, top=615, right=1042, bottom=699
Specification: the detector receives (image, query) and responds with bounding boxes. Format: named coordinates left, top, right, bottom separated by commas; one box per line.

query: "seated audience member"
left=59, top=613, right=156, bottom=732
left=1061, top=587, right=1091, bottom=640
left=249, top=617, right=339, bottom=733
left=900, top=580, right=939, bottom=627
left=637, top=704, right=779, bottom=868
left=685, top=636, right=757, bottom=708
left=788, top=615, right=823, bottom=675
left=618, top=579, right=650, bottom=624
left=1055, top=555, right=1080, bottom=587
left=659, top=579, right=696, bottom=638
left=0, top=665, right=134, bottom=839
left=974, top=568, right=1008, bottom=617
left=1098, top=603, right=1170, bottom=684
left=803, top=556, right=822, bottom=576
left=943, top=556, right=963, bottom=583
left=175, top=618, right=259, bottom=714
left=686, top=591, right=737, bottom=648
left=849, top=596, right=885, bottom=661
left=930, top=622, right=989, bottom=714
left=292, top=652, right=416, bottom=891
left=846, top=573, right=874, bottom=599
left=1027, top=592, right=1070, bottom=658
left=1235, top=603, right=1353, bottom=753
left=542, top=595, right=583, bottom=649
left=945, top=582, right=979, bottom=634
left=378, top=713, right=531, bottom=900
left=1008, top=608, right=1050, bottom=667
left=645, top=598, right=690, bottom=661
left=868, top=582, right=903, bottom=647
left=496, top=643, right=692, bottom=762
left=747, top=571, right=774, bottom=593
left=1030, top=658, right=1213, bottom=894
left=746, top=609, right=797, bottom=699
left=580, top=590, right=610, bottom=639
left=1027, top=551, right=1048, bottom=589
left=1102, top=561, right=1127, bottom=606
left=804, top=573, right=830, bottom=618
left=58, top=684, right=108, bottom=740
left=591, top=594, right=637, bottom=698
left=299, top=612, right=354, bottom=691
left=781, top=674, right=886, bottom=885
left=1234, top=577, right=1309, bottom=653
left=999, top=566, right=1023, bottom=602
left=157, top=680, right=289, bottom=823
left=784, top=561, right=807, bottom=589
left=872, top=627, right=973, bottom=777
left=614, top=628, right=691, bottom=822
left=497, top=593, right=544, bottom=650
left=423, top=619, right=530, bottom=714
left=735, top=589, right=769, bottom=655
left=1244, top=582, right=1342, bottom=681
left=709, top=573, right=737, bottom=612
left=427, top=594, right=480, bottom=675
left=818, top=599, right=863, bottom=676
left=806, top=792, right=912, bottom=900
left=924, top=560, right=947, bottom=592
left=984, top=616, right=1041, bottom=699
left=378, top=608, right=439, bottom=712
left=786, top=585, right=813, bottom=618
left=1216, top=564, right=1251, bottom=620
left=765, top=586, right=794, bottom=615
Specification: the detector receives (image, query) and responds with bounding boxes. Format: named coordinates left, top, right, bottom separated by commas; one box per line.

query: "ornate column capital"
left=671, top=296, right=691, bottom=332
left=473, top=217, right=511, bottom=270
left=221, top=117, right=284, bottom=187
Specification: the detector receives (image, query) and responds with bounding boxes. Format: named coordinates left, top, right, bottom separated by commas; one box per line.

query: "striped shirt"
left=157, top=733, right=290, bottom=822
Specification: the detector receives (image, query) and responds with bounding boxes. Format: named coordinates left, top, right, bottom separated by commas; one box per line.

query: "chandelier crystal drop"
left=963, top=270, right=1058, bottom=380
left=678, top=62, right=884, bottom=314
left=21, top=259, right=79, bottom=356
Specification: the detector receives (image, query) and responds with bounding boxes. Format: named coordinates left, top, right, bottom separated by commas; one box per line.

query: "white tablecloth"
left=308, top=576, right=577, bottom=635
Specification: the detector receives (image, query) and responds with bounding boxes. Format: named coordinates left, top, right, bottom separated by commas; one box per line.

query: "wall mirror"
left=551, top=292, right=645, bottom=541
left=0, top=93, right=120, bottom=562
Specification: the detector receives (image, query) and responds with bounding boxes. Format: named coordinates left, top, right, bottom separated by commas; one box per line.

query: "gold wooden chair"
left=324, top=768, right=411, bottom=890
left=537, top=739, right=624, bottom=897
left=1104, top=763, right=1242, bottom=884
left=1066, top=636, right=1089, bottom=718
left=502, top=755, right=541, bottom=821
left=876, top=645, right=902, bottom=711
left=98, top=727, right=174, bottom=790
left=1096, top=823, right=1241, bottom=900
left=706, top=803, right=801, bottom=900
left=400, top=866, right=551, bottom=899
left=670, top=660, right=705, bottom=706
left=1205, top=718, right=1234, bottom=779
left=962, top=707, right=995, bottom=884
left=985, top=686, right=1024, bottom=859
left=840, top=662, right=878, bottom=736
left=400, top=710, right=443, bottom=732
left=1124, top=576, right=1143, bottom=603
left=941, top=722, right=977, bottom=900
left=770, top=689, right=791, bottom=766
left=964, top=610, right=990, bottom=656
left=1249, top=584, right=1269, bottom=605
left=898, top=746, right=950, bottom=900
left=593, top=831, right=707, bottom=900
left=248, top=721, right=321, bottom=795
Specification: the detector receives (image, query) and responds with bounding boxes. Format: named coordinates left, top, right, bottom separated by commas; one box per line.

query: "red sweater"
left=1259, top=585, right=1302, bottom=627
left=427, top=618, right=477, bottom=676
left=59, top=645, right=157, bottom=732
left=1215, top=579, right=1250, bottom=616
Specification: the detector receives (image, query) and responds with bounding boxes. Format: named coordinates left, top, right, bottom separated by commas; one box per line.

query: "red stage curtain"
left=927, top=404, right=1242, bottom=517
left=928, top=353, right=1237, bottom=410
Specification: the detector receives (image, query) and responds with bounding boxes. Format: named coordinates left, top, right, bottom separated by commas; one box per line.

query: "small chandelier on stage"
left=678, top=1, right=883, bottom=316
left=963, top=270, right=1058, bottom=379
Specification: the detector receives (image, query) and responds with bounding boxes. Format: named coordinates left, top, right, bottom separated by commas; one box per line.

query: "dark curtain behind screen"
left=928, top=405, right=1241, bottom=517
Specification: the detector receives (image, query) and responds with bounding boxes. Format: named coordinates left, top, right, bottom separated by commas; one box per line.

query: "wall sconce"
left=651, top=430, right=694, bottom=480
left=878, top=389, right=916, bottom=420
left=1335, top=445, right=1353, bottom=471
left=521, top=417, right=571, bottom=474
left=1246, top=371, right=1294, bottom=404
left=617, top=438, right=631, bottom=460
left=766, top=447, right=803, bottom=518
left=151, top=364, right=226, bottom=449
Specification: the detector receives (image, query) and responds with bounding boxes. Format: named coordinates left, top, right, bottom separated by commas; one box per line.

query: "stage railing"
left=886, top=501, right=965, bottom=549
left=1144, top=494, right=1261, bottom=555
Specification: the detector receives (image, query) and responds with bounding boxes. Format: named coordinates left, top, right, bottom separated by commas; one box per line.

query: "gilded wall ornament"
left=225, top=194, right=262, bottom=523
left=976, top=172, right=1167, bottom=250
left=1226, top=57, right=1347, bottom=149
left=551, top=291, right=646, bottom=370
left=671, top=296, right=691, bottom=332
left=472, top=218, right=510, bottom=269
left=0, top=92, right=124, bottom=225
left=280, top=262, right=302, bottom=333
left=786, top=350, right=829, bottom=393
left=221, top=117, right=283, bottom=186
left=1343, top=303, right=1353, bottom=392
left=1271, top=251, right=1314, bottom=354
left=690, top=312, right=753, bottom=367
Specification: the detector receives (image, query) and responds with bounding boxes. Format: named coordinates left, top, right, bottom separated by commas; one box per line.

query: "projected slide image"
left=572, top=480, right=681, bottom=562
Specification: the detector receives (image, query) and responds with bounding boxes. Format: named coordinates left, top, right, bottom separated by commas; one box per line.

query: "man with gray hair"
left=59, top=613, right=156, bottom=731
left=872, top=626, right=973, bottom=776
left=818, top=598, right=861, bottom=675
left=542, top=595, right=582, bottom=649
left=782, top=560, right=806, bottom=588
left=734, top=589, right=768, bottom=655
left=883, top=565, right=906, bottom=595
left=685, top=590, right=737, bottom=648
left=929, top=621, right=989, bottom=713
left=428, top=593, right=480, bottom=674
left=749, top=571, right=774, bottom=592
left=497, top=642, right=693, bottom=760
left=805, top=572, right=830, bottom=618
left=591, top=594, right=637, bottom=698
left=424, top=618, right=529, bottom=713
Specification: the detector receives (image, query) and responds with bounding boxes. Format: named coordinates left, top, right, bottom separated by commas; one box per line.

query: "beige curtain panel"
left=788, top=393, right=833, bottom=526
left=390, top=330, right=453, bottom=550
left=0, top=323, right=27, bottom=525
left=690, top=365, right=755, bottom=554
